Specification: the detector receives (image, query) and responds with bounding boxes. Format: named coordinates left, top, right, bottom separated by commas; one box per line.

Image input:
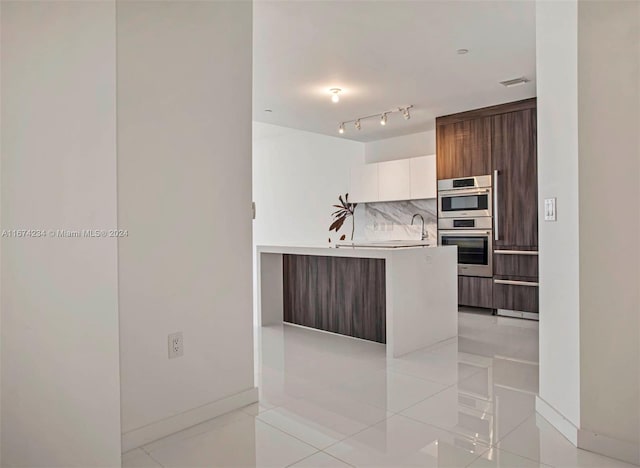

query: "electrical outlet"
left=168, top=332, right=183, bottom=359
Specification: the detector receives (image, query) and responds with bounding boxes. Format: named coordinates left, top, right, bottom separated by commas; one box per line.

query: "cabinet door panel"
left=349, top=164, right=378, bottom=203
left=436, top=117, right=492, bottom=180
left=493, top=251, right=538, bottom=277
left=458, top=276, right=493, bottom=309
left=493, top=280, right=539, bottom=313
left=378, top=159, right=411, bottom=202
left=492, top=109, right=538, bottom=248
left=410, top=155, right=437, bottom=199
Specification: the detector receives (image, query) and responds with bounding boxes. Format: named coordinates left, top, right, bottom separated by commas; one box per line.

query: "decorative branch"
left=329, top=193, right=357, bottom=241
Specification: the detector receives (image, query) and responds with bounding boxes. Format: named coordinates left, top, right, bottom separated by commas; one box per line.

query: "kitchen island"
left=257, top=244, right=457, bottom=358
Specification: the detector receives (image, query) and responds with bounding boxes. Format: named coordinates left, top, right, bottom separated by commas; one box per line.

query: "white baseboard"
left=535, top=396, right=578, bottom=445
left=121, top=387, right=258, bottom=452
left=536, top=396, right=640, bottom=465
left=578, top=427, right=640, bottom=466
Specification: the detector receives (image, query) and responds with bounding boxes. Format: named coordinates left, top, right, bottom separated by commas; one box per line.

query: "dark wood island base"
left=283, top=254, right=386, bottom=343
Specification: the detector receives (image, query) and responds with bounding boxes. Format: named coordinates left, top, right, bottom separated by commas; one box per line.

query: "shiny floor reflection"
left=123, top=311, right=635, bottom=467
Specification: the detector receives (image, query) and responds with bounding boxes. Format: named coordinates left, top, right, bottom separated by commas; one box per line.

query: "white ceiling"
left=253, top=0, right=536, bottom=142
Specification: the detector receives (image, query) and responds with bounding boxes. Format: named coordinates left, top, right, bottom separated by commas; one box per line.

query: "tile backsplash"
left=353, top=198, right=437, bottom=241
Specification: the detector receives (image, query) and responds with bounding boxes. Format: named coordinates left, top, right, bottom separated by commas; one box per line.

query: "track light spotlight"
left=335, top=105, right=412, bottom=135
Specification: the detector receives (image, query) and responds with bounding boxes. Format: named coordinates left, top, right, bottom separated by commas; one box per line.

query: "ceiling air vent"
left=499, top=77, right=530, bottom=87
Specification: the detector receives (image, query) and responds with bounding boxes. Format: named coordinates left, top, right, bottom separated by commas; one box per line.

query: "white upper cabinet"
left=378, top=159, right=411, bottom=202
left=349, top=164, right=379, bottom=203
left=349, top=155, right=436, bottom=203
left=410, top=155, right=437, bottom=199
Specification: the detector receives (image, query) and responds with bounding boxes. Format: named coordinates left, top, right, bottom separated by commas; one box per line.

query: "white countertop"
left=257, top=243, right=446, bottom=260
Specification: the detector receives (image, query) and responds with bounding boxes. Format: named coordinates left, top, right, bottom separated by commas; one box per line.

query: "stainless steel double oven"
left=437, top=175, right=493, bottom=277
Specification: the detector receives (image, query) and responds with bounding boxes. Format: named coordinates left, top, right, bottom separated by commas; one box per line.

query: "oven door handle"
left=493, top=169, right=499, bottom=241
left=438, top=188, right=491, bottom=197
left=439, top=230, right=492, bottom=236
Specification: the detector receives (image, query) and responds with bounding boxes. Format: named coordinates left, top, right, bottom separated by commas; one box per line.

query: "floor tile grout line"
left=283, top=449, right=322, bottom=468
left=284, top=449, right=356, bottom=468
left=383, top=366, right=465, bottom=386
left=387, top=360, right=487, bottom=387
left=387, top=381, right=459, bottom=416
left=145, top=451, right=167, bottom=468
left=318, top=449, right=357, bottom=467
left=385, top=366, right=466, bottom=386
left=393, top=412, right=494, bottom=454
left=492, top=444, right=557, bottom=467
left=397, top=406, right=536, bottom=452
left=319, top=410, right=397, bottom=453
left=255, top=416, right=328, bottom=452
left=489, top=412, right=535, bottom=448
left=138, top=410, right=254, bottom=455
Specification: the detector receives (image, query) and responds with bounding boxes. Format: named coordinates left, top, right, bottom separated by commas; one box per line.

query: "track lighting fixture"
left=336, top=105, right=413, bottom=135
left=329, top=88, right=342, bottom=103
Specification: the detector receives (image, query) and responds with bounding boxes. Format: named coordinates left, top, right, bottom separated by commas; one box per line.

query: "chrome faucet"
left=411, top=214, right=426, bottom=240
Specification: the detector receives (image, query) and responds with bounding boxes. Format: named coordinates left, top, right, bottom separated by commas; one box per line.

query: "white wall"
left=537, top=0, right=640, bottom=461
left=364, top=129, right=435, bottom=163
left=535, top=0, right=582, bottom=428
left=1, top=2, right=121, bottom=465
left=117, top=0, right=255, bottom=443
left=253, top=122, right=364, bottom=246
left=577, top=0, right=639, bottom=447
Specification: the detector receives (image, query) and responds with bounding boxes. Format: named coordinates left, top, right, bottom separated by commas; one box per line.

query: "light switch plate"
left=544, top=198, right=557, bottom=221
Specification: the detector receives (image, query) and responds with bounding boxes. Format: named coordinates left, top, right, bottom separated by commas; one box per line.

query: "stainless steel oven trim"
left=438, top=187, right=492, bottom=219
left=437, top=174, right=492, bottom=191
left=438, top=216, right=493, bottom=230
left=438, top=229, right=493, bottom=277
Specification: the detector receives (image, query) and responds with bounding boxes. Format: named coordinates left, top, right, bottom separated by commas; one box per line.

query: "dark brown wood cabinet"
left=283, top=254, right=386, bottom=343
left=493, top=280, right=539, bottom=313
left=492, top=109, right=538, bottom=249
left=436, top=117, right=492, bottom=180
left=458, top=276, right=493, bottom=309
left=436, top=98, right=539, bottom=317
left=493, top=251, right=538, bottom=278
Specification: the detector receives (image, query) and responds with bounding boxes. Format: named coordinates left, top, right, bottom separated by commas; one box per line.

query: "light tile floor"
left=123, top=310, right=636, bottom=468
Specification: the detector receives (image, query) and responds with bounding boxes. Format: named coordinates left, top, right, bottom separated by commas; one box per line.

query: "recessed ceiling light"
left=457, top=48, right=469, bottom=55
left=329, top=88, right=342, bottom=103
left=500, top=77, right=530, bottom=87
left=264, top=109, right=273, bottom=113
